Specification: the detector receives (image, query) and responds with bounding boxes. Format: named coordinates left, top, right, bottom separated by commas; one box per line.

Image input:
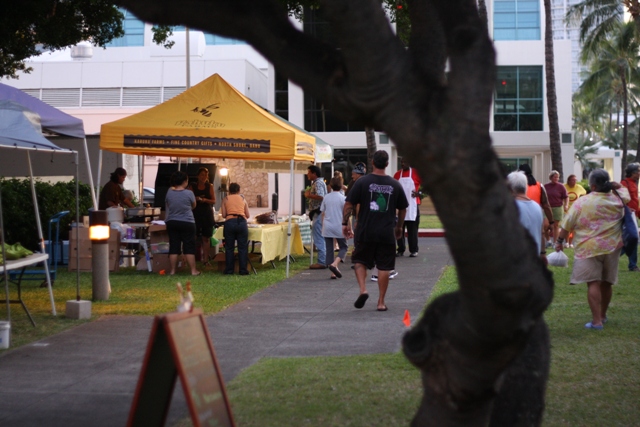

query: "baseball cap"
left=353, top=163, right=366, bottom=175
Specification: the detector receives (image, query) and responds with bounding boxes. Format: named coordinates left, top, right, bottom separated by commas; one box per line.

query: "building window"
left=303, top=6, right=362, bottom=132
left=204, top=34, right=246, bottom=45
left=107, top=9, right=144, bottom=47
left=494, top=0, right=540, bottom=41
left=500, top=158, right=533, bottom=172
left=494, top=66, right=543, bottom=131
left=275, top=71, right=289, bottom=120
left=319, top=149, right=368, bottom=187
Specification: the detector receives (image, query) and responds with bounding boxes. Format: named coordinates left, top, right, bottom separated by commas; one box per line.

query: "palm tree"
left=579, top=21, right=640, bottom=178
left=574, top=133, right=602, bottom=178
left=572, top=96, right=603, bottom=138
left=544, top=0, right=563, bottom=178
left=566, top=0, right=627, bottom=53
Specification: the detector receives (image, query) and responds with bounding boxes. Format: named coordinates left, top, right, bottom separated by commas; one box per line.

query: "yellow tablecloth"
left=214, top=223, right=304, bottom=264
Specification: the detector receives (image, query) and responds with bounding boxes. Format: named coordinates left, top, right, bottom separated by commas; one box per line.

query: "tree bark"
left=114, top=0, right=555, bottom=425
left=544, top=0, right=563, bottom=179
left=365, top=127, right=376, bottom=173
left=621, top=69, right=629, bottom=180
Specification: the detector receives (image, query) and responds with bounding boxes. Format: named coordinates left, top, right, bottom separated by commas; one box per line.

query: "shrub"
left=0, top=178, right=93, bottom=250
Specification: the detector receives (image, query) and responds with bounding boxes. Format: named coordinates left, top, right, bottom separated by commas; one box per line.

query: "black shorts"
left=166, top=220, right=197, bottom=255
left=351, top=241, right=396, bottom=271
left=194, top=211, right=214, bottom=238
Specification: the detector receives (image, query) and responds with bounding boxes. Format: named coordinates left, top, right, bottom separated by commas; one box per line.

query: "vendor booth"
left=0, top=83, right=97, bottom=209
left=0, top=100, right=83, bottom=330
left=100, top=74, right=319, bottom=276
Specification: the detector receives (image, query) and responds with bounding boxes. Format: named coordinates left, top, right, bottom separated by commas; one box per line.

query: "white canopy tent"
left=0, top=100, right=82, bottom=324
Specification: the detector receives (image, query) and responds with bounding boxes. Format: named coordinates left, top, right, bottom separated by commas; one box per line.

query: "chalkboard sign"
left=128, top=310, right=235, bottom=427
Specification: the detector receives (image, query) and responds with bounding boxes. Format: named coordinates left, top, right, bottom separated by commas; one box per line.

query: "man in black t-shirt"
left=343, top=151, right=408, bottom=311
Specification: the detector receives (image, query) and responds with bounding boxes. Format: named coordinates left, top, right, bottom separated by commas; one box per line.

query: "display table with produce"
left=0, top=252, right=50, bottom=326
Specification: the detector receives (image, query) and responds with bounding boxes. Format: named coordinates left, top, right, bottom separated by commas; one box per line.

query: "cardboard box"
left=68, top=227, right=120, bottom=272
left=213, top=252, right=259, bottom=273
left=144, top=254, right=182, bottom=274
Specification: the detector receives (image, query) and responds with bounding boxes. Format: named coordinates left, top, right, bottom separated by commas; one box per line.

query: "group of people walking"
left=306, top=151, right=422, bottom=311
left=509, top=162, right=640, bottom=331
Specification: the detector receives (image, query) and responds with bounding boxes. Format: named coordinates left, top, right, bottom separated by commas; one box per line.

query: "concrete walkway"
left=0, top=237, right=452, bottom=427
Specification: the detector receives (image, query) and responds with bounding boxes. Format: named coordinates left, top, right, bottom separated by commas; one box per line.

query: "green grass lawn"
left=223, top=250, right=640, bottom=427
left=5, top=245, right=639, bottom=426
left=1, top=256, right=311, bottom=350
left=419, top=214, right=443, bottom=229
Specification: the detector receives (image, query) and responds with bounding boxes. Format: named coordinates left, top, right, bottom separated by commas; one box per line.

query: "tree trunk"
left=365, top=127, right=376, bottom=173
left=544, top=0, right=563, bottom=179
left=621, top=69, right=629, bottom=180
left=113, top=1, right=555, bottom=425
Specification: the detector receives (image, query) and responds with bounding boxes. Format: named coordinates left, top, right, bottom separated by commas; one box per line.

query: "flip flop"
left=585, top=322, right=603, bottom=330
left=192, top=271, right=202, bottom=276
left=377, top=306, right=388, bottom=312
left=330, top=275, right=337, bottom=280
left=328, top=265, right=342, bottom=278
left=354, top=293, right=369, bottom=309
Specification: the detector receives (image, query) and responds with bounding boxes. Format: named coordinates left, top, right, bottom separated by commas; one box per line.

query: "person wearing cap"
left=99, top=167, right=135, bottom=210
left=620, top=162, right=640, bottom=271
left=394, top=158, right=422, bottom=257
left=346, top=162, right=366, bottom=197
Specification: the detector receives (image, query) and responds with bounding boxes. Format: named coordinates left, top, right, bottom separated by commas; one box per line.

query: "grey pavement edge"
left=0, top=237, right=451, bottom=427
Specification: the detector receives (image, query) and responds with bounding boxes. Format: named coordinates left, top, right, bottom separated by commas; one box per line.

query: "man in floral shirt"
left=305, top=165, right=327, bottom=269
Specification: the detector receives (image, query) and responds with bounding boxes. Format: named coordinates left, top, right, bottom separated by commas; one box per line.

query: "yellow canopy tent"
left=100, top=74, right=315, bottom=162
left=100, top=73, right=318, bottom=276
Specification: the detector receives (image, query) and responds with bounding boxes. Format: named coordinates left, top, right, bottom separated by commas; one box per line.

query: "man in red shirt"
left=394, top=158, right=422, bottom=257
left=621, top=162, right=640, bottom=271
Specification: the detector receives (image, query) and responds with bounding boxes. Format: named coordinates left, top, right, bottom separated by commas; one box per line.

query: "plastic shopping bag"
left=547, top=250, right=569, bottom=267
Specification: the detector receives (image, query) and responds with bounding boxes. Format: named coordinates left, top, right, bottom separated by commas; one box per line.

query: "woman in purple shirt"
left=544, top=170, right=568, bottom=246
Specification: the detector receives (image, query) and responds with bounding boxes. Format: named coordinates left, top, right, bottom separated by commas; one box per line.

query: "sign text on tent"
left=123, top=135, right=270, bottom=153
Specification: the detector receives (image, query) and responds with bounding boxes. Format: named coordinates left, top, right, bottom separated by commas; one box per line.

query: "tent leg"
left=27, top=151, right=56, bottom=316
left=286, top=160, right=295, bottom=278
left=96, top=149, right=103, bottom=200
left=83, top=138, right=97, bottom=210
left=1, top=185, right=11, bottom=323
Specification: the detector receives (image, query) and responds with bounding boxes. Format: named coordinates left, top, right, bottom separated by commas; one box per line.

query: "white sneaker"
left=371, top=270, right=398, bottom=282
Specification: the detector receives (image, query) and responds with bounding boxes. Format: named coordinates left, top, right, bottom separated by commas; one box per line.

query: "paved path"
left=0, top=237, right=451, bottom=427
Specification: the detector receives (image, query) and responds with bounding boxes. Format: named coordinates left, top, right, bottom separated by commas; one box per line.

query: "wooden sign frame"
left=128, top=309, right=235, bottom=427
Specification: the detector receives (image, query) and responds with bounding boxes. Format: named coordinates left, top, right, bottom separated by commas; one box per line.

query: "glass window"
left=107, top=9, right=144, bottom=47
left=204, top=34, right=246, bottom=45
left=493, top=0, right=540, bottom=40
left=275, top=70, right=288, bottom=121
left=302, top=6, right=364, bottom=132
left=500, top=158, right=533, bottom=172
left=494, top=66, right=543, bottom=131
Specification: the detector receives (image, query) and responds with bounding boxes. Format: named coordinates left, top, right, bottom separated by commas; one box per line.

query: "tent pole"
left=83, top=138, right=97, bottom=210
left=138, top=155, right=143, bottom=206
left=75, top=151, right=81, bottom=300
left=1, top=184, right=11, bottom=323
left=27, top=151, right=56, bottom=316
left=96, top=149, right=103, bottom=199
left=286, top=159, right=295, bottom=278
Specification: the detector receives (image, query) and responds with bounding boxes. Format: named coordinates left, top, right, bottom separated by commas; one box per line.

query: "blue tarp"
left=0, top=83, right=85, bottom=139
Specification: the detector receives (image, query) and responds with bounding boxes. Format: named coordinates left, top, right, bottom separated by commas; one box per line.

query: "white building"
left=2, top=3, right=574, bottom=214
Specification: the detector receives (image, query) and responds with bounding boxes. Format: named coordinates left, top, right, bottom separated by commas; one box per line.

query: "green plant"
left=0, top=178, right=93, bottom=250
